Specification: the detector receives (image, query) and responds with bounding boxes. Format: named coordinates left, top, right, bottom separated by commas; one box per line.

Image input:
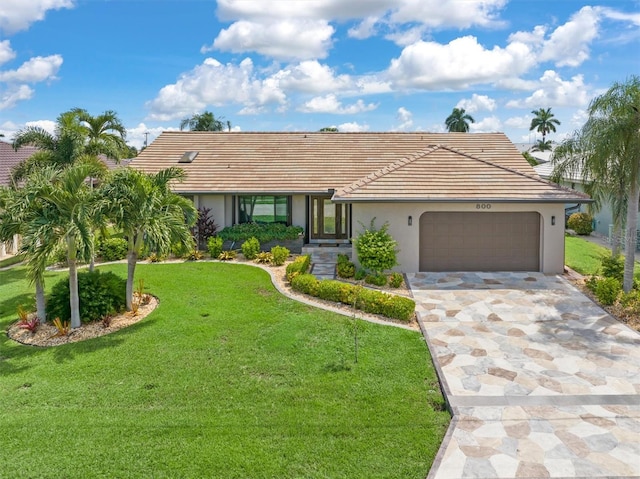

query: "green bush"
left=619, top=290, right=640, bottom=314
left=389, top=272, right=404, bottom=288
left=337, top=254, right=350, bottom=265
left=354, top=269, right=367, bottom=281
left=600, top=255, right=624, bottom=282
left=588, top=277, right=622, bottom=305
left=219, top=223, right=304, bottom=243
left=286, top=255, right=311, bottom=281
left=47, top=270, right=126, bottom=323
left=97, top=237, right=128, bottom=262
left=171, top=240, right=193, bottom=259
left=354, top=219, right=398, bottom=273
left=254, top=252, right=273, bottom=264
left=290, top=274, right=415, bottom=321
left=336, top=260, right=356, bottom=279
left=270, top=246, right=290, bottom=266
left=241, top=237, right=261, bottom=260
left=218, top=250, right=237, bottom=261
left=365, top=273, right=387, bottom=287
left=208, top=237, right=224, bottom=259
left=290, top=273, right=319, bottom=296
left=567, top=213, right=593, bottom=235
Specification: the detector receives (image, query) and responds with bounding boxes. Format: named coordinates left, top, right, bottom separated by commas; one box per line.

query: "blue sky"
left=0, top=0, right=638, bottom=149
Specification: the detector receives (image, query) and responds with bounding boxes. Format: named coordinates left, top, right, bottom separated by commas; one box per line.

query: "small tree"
left=353, top=218, right=398, bottom=274
left=192, top=207, right=218, bottom=250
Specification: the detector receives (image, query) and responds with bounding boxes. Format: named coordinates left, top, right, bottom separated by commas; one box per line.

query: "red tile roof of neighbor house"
left=129, top=131, right=590, bottom=203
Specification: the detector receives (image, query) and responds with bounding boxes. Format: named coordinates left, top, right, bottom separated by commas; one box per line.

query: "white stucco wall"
left=350, top=202, right=567, bottom=274
left=291, top=195, right=307, bottom=228
left=195, top=194, right=228, bottom=227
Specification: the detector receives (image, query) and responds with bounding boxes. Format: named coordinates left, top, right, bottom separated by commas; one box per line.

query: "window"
left=238, top=195, right=291, bottom=224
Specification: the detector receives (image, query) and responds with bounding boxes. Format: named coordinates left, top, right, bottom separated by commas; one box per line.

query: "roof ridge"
left=337, top=145, right=442, bottom=195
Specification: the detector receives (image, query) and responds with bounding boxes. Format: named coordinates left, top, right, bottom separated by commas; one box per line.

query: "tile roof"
left=129, top=131, right=589, bottom=202
left=333, top=145, right=590, bottom=203
left=0, top=141, right=38, bottom=187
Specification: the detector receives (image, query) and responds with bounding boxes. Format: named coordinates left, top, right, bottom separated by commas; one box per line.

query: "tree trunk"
left=623, top=181, right=640, bottom=292
left=35, top=277, right=46, bottom=322
left=612, top=221, right=622, bottom=258
left=68, top=235, right=82, bottom=329
left=126, top=250, right=138, bottom=311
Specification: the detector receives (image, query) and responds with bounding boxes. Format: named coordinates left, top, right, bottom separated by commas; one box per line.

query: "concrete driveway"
left=407, top=272, right=640, bottom=479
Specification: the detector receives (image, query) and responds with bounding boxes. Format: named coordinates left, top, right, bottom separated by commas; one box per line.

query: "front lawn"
left=0, top=262, right=449, bottom=479
left=565, top=235, right=640, bottom=278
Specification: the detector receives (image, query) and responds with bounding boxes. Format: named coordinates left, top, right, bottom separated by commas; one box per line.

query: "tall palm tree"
left=22, top=163, right=103, bottom=328
left=445, top=108, right=475, bottom=132
left=179, top=111, right=227, bottom=132
left=552, top=76, right=640, bottom=291
left=531, top=139, right=553, bottom=152
left=530, top=107, right=561, bottom=142
left=100, top=167, right=197, bottom=310
left=73, top=108, right=129, bottom=160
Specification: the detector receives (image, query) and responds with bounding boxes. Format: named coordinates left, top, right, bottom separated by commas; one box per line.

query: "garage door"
left=419, top=212, right=540, bottom=272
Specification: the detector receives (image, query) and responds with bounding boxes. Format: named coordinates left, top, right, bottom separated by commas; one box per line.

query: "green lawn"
left=565, top=235, right=640, bottom=277
left=0, top=262, right=449, bottom=479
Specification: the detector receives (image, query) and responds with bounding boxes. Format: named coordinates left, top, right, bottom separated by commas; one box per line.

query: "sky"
left=0, top=0, right=638, bottom=150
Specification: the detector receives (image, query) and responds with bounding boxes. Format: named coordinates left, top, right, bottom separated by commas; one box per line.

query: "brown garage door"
left=419, top=212, right=540, bottom=272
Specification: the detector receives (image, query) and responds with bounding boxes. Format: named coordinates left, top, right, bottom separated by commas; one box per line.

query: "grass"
left=0, top=253, right=25, bottom=269
left=565, top=235, right=640, bottom=278
left=0, top=262, right=449, bottom=479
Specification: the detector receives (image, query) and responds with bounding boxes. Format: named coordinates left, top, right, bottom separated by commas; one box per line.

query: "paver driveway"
left=407, top=272, right=640, bottom=479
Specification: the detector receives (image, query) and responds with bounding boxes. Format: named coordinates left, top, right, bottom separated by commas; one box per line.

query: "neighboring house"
left=0, top=140, right=129, bottom=257
left=130, top=132, right=590, bottom=274
left=534, top=162, right=638, bottom=239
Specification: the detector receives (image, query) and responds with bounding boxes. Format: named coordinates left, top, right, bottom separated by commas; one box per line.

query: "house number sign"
left=476, top=203, right=492, bottom=209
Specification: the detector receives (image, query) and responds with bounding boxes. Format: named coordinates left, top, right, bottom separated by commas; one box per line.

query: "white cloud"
left=570, top=109, right=589, bottom=128
left=505, top=70, right=590, bottom=109
left=0, top=40, right=16, bottom=66
left=600, top=7, right=640, bottom=26
left=508, top=25, right=546, bottom=46
left=389, top=0, right=508, bottom=29
left=273, top=61, right=352, bottom=94
left=385, top=25, right=427, bottom=46
left=348, top=15, right=380, bottom=39
left=25, top=119, right=56, bottom=134
left=207, top=19, right=335, bottom=60
left=126, top=123, right=178, bottom=150
left=456, top=94, right=496, bottom=113
left=146, top=57, right=287, bottom=121
left=0, top=54, right=63, bottom=82
left=469, top=115, right=502, bottom=133
left=299, top=94, right=377, bottom=114
left=0, top=85, right=33, bottom=110
left=337, top=121, right=370, bottom=132
left=539, top=6, right=600, bottom=67
left=392, top=107, right=413, bottom=131
left=387, top=36, right=536, bottom=90
left=504, top=116, right=531, bottom=129
left=0, top=0, right=74, bottom=34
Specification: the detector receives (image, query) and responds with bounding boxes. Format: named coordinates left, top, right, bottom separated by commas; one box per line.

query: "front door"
left=310, top=196, right=349, bottom=241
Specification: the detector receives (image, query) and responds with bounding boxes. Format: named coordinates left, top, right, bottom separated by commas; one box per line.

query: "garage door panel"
left=420, top=212, right=540, bottom=272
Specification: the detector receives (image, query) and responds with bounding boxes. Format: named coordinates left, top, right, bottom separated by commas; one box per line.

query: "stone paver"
left=407, top=272, right=640, bottom=479
left=302, top=245, right=351, bottom=280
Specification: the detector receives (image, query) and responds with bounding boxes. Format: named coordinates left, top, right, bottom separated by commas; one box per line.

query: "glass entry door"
left=311, top=196, right=349, bottom=240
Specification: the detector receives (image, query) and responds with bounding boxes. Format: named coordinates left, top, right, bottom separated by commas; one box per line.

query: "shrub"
left=47, top=270, right=126, bottom=323
left=97, top=237, right=128, bottom=262
left=241, top=237, right=261, bottom=260
left=270, top=246, right=290, bottom=266
left=600, top=255, right=624, bottom=282
left=337, top=254, right=350, bottom=265
left=389, top=272, right=404, bottom=288
left=619, top=290, right=640, bottom=314
left=354, top=218, right=398, bottom=273
left=192, top=207, right=218, bottom=250
left=147, top=252, right=165, bottom=263
left=290, top=273, right=319, bottom=296
left=218, top=250, right=237, bottom=261
left=354, top=269, right=367, bottom=281
left=208, top=237, right=224, bottom=259
left=218, top=223, right=304, bottom=243
left=365, top=273, right=387, bottom=287
left=171, top=240, right=192, bottom=259
left=290, top=274, right=415, bottom=321
left=185, top=249, right=204, bottom=261
left=18, top=317, right=39, bottom=333
left=567, top=213, right=593, bottom=235
left=336, top=260, right=356, bottom=279
left=286, top=255, right=311, bottom=281
left=588, top=277, right=622, bottom=306
left=52, top=317, right=70, bottom=336
left=255, top=252, right=273, bottom=264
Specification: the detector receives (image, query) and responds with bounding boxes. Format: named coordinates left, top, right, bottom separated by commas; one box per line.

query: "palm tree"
left=531, top=139, right=553, bottom=152
left=22, top=163, right=103, bottom=328
left=180, top=111, right=227, bottom=132
left=445, top=108, right=475, bottom=132
left=73, top=108, right=128, bottom=160
left=530, top=107, right=561, bottom=142
left=100, top=167, right=197, bottom=310
left=552, top=76, right=640, bottom=292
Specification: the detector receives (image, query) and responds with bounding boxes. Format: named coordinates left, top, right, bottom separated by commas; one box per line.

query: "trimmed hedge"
left=97, top=237, right=128, bottom=262
left=290, top=273, right=415, bottom=321
left=219, top=223, right=304, bottom=243
left=285, top=254, right=311, bottom=281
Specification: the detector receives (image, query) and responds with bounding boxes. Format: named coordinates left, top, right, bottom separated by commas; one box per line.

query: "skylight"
left=179, top=151, right=198, bottom=163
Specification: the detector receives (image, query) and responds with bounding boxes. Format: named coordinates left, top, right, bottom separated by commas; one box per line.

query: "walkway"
left=407, top=272, right=640, bottom=479
left=302, top=245, right=351, bottom=280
